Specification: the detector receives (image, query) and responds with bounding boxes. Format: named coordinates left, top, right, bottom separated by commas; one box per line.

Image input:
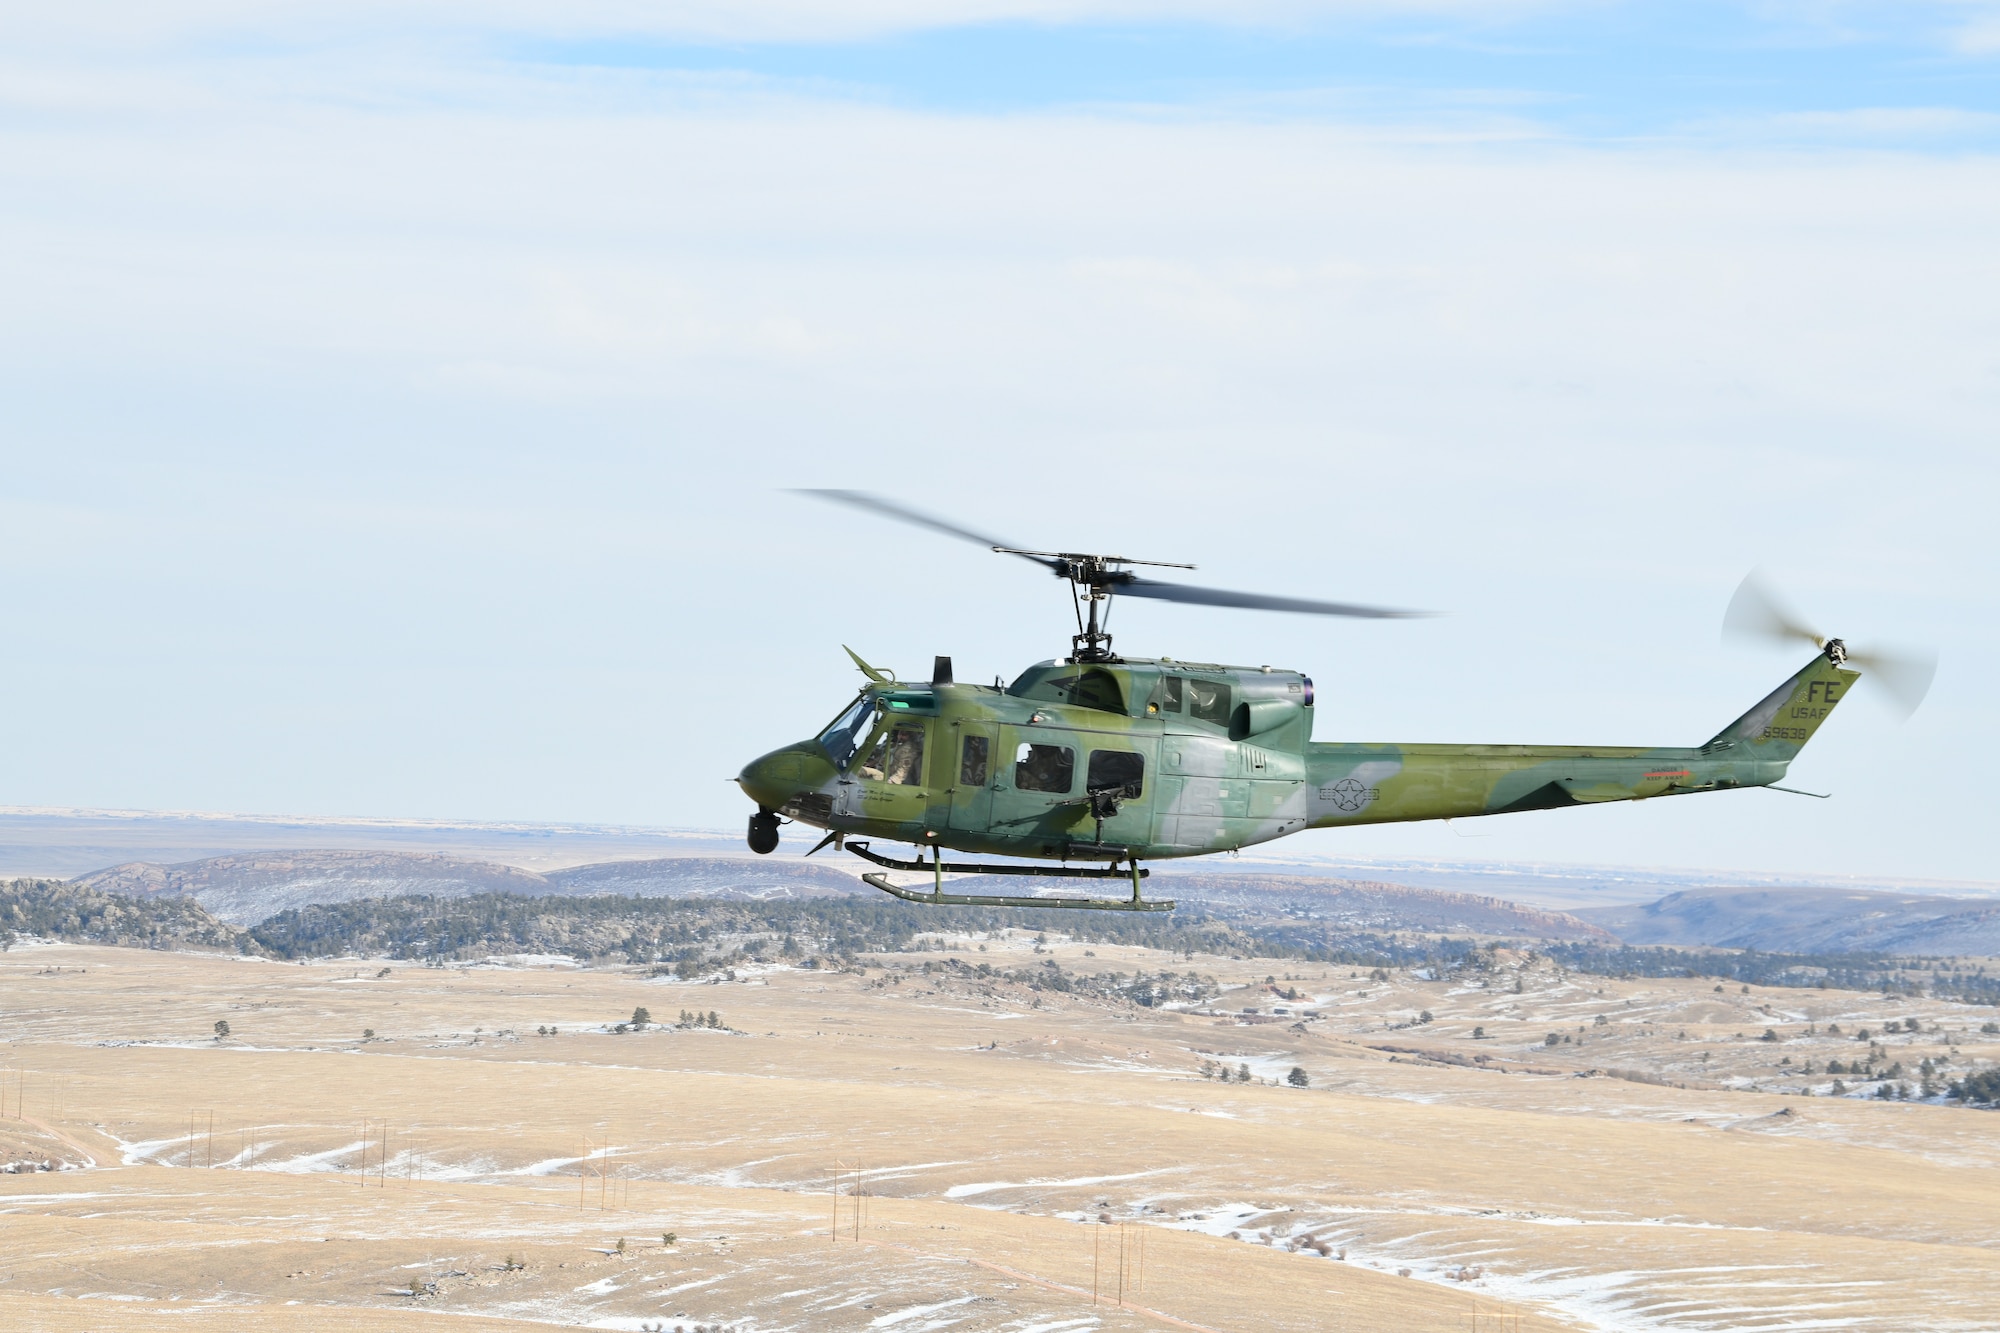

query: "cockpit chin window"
left=817, top=695, right=878, bottom=770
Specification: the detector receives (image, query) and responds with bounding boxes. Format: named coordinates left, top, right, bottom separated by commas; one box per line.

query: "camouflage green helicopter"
left=736, top=493, right=1934, bottom=912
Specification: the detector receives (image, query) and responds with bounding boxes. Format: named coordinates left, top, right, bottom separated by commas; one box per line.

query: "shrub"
left=1761, top=1029, right=1779, bottom=1043
left=1948, top=1069, right=2000, bottom=1103
left=213, top=1020, right=230, bottom=1040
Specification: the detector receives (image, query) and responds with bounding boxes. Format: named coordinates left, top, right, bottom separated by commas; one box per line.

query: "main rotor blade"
left=1846, top=646, right=1939, bottom=720
left=792, top=490, right=1060, bottom=569
left=1723, top=569, right=1822, bottom=648
left=1117, top=576, right=1430, bottom=619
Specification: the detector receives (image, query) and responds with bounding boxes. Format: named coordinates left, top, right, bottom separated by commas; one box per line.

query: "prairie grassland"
left=2, top=935, right=1997, bottom=1332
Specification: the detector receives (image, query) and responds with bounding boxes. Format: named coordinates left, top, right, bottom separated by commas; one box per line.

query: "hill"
left=1577, top=886, right=2000, bottom=954
left=0, top=878, right=243, bottom=951
left=544, top=856, right=869, bottom=901
left=75, top=851, right=869, bottom=923
left=946, top=871, right=1616, bottom=941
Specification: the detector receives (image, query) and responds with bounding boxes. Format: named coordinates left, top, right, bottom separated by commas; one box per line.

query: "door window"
left=859, top=726, right=927, bottom=785
left=1151, top=675, right=1183, bottom=713
left=1013, top=742, right=1075, bottom=794
left=1188, top=678, right=1232, bottom=726
left=1087, top=749, right=1145, bottom=799
left=960, top=734, right=990, bottom=786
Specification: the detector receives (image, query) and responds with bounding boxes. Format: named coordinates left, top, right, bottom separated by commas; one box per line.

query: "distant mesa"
left=68, top=850, right=1992, bottom=951
left=1575, top=886, right=2000, bottom=955
left=949, top=872, right=1619, bottom=942
left=73, top=850, right=870, bottom=924
left=544, top=857, right=870, bottom=902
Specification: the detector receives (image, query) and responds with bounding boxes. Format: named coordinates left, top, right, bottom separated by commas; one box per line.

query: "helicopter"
left=735, top=492, right=1935, bottom=912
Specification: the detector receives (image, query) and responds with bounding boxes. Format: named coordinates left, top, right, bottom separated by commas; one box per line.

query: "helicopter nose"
left=736, top=747, right=806, bottom=810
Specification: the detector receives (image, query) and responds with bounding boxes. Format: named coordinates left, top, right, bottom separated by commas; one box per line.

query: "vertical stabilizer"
left=1704, top=647, right=1860, bottom=761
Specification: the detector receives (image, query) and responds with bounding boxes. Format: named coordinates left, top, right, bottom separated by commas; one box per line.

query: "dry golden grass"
left=2, top=934, right=1997, bottom=1331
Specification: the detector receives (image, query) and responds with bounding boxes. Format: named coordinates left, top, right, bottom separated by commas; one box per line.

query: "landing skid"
left=845, top=841, right=1174, bottom=913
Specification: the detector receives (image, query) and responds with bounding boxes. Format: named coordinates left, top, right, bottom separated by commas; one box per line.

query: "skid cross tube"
left=845, top=841, right=1147, bottom=879
left=860, top=872, right=1174, bottom=912
left=846, top=842, right=1172, bottom=912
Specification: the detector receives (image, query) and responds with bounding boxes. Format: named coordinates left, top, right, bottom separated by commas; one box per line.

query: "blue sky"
left=519, top=5, right=2000, bottom=139
left=1, top=2, right=1996, bottom=880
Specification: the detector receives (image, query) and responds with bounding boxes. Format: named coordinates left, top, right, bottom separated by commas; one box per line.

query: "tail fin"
left=1704, top=647, right=1860, bottom=759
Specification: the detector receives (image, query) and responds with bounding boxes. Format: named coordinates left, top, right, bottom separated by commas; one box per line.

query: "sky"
left=2, top=2, right=1996, bottom=881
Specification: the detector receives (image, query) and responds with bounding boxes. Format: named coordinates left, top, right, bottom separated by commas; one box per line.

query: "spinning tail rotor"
left=1723, top=570, right=1938, bottom=719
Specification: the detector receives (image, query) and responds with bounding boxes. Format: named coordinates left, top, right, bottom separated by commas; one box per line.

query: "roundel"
left=1327, top=778, right=1371, bottom=812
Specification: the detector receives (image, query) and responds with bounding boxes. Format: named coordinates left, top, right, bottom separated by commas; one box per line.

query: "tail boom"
left=1302, top=648, right=1854, bottom=830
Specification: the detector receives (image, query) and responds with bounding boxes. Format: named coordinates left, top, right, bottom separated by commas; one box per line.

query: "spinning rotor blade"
left=793, top=490, right=1060, bottom=570
left=1721, top=568, right=1939, bottom=719
left=1117, top=576, right=1429, bottom=620
left=1844, top=646, right=1938, bottom=720
left=791, top=488, right=1434, bottom=634
left=1722, top=569, right=1823, bottom=648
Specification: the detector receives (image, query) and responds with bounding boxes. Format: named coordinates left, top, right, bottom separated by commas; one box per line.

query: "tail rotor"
left=1722, top=570, right=1937, bottom=720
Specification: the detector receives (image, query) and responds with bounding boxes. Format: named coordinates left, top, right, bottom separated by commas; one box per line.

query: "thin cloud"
left=0, top=1, right=1581, bottom=47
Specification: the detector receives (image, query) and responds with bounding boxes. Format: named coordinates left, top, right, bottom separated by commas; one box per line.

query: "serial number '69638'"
left=1761, top=725, right=1812, bottom=741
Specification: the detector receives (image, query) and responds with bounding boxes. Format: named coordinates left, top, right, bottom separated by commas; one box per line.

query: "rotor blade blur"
left=793, top=490, right=1060, bottom=569
left=1117, top=577, right=1431, bottom=619
left=1722, top=569, right=1822, bottom=647
left=1846, top=646, right=1940, bottom=720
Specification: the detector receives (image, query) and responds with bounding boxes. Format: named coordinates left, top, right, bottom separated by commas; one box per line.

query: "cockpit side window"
left=816, top=696, right=878, bottom=770
left=1150, top=675, right=1183, bottom=714
left=860, top=726, right=927, bottom=786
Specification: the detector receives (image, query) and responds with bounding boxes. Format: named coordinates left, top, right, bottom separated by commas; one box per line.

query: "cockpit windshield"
left=816, top=694, right=879, bottom=770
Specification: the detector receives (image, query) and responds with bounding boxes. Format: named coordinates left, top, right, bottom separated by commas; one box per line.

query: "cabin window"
left=1014, top=742, right=1075, bottom=794
left=1152, top=676, right=1183, bottom=713
left=1087, top=749, right=1145, bottom=799
left=960, top=734, right=990, bottom=786
left=817, top=695, right=878, bottom=770
left=1188, top=678, right=1232, bottom=726
left=859, top=726, right=926, bottom=785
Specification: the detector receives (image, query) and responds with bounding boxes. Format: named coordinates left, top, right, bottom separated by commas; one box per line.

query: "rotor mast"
left=792, top=491, right=1430, bottom=663
left=992, top=548, right=1194, bottom=664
